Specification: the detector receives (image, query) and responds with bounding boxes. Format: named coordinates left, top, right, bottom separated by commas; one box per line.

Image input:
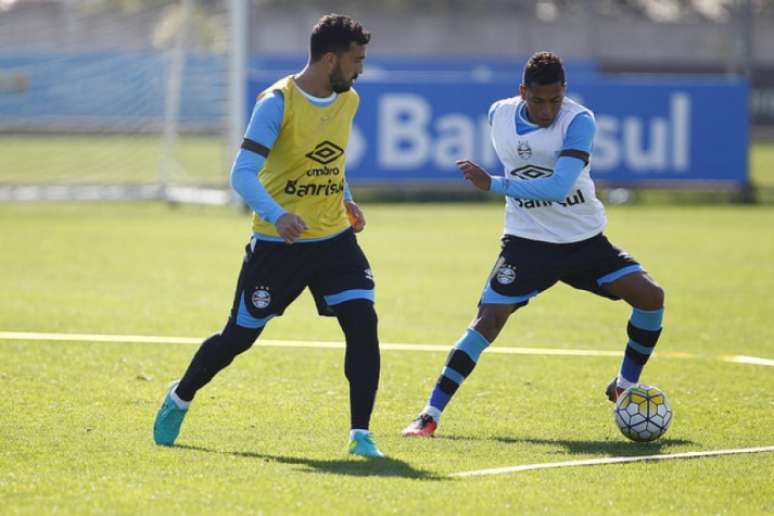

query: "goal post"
left=225, top=0, right=248, bottom=206
left=0, top=0, right=249, bottom=204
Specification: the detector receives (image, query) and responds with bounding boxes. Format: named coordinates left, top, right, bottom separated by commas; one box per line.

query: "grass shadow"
left=436, top=434, right=698, bottom=457
left=174, top=444, right=443, bottom=480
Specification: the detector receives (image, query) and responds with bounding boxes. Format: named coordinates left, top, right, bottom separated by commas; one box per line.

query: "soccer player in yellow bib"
left=153, top=14, right=384, bottom=458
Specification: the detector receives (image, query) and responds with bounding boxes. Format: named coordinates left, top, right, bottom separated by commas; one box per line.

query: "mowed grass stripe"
left=1, top=330, right=772, bottom=366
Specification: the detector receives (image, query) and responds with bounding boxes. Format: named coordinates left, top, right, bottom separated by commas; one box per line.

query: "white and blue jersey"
left=488, top=96, right=607, bottom=243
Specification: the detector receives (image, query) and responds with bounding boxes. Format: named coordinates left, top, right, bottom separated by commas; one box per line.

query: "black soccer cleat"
left=606, top=377, right=625, bottom=403
left=401, top=413, right=438, bottom=437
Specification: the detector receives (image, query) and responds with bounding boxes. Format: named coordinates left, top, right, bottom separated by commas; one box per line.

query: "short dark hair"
left=310, top=14, right=370, bottom=62
left=522, top=51, right=566, bottom=88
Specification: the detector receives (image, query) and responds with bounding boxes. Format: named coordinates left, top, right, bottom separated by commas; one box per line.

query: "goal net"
left=0, top=0, right=246, bottom=204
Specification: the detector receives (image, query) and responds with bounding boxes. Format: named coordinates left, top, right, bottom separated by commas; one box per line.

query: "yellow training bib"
left=251, top=76, right=358, bottom=239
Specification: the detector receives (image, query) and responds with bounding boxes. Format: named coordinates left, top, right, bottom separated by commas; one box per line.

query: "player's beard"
left=330, top=64, right=355, bottom=93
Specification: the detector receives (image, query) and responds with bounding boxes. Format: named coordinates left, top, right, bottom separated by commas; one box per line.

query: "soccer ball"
left=613, top=384, right=672, bottom=442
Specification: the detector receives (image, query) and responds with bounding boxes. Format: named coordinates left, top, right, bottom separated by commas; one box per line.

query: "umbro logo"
left=306, top=140, right=344, bottom=165
left=508, top=164, right=554, bottom=180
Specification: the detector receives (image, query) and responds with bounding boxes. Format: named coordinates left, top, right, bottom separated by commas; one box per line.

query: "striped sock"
left=619, top=307, right=664, bottom=385
left=427, top=328, right=490, bottom=413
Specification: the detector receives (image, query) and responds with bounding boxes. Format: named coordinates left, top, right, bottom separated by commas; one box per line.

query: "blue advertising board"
left=248, top=76, right=749, bottom=186
left=0, top=51, right=224, bottom=123
left=0, top=50, right=748, bottom=186
left=0, top=51, right=595, bottom=124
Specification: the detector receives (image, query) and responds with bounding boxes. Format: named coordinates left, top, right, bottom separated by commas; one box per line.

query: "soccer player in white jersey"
left=402, top=51, right=665, bottom=437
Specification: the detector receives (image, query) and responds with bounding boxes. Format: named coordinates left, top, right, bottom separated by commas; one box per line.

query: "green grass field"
left=751, top=142, right=774, bottom=187
left=0, top=136, right=229, bottom=185
left=1, top=137, right=773, bottom=188
left=1, top=202, right=773, bottom=513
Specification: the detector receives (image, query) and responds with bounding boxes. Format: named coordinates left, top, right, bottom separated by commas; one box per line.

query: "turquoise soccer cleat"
left=153, top=381, right=188, bottom=446
left=348, top=432, right=385, bottom=458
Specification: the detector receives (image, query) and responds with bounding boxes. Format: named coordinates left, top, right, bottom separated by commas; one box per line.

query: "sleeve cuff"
left=490, top=176, right=508, bottom=194
left=266, top=207, right=288, bottom=225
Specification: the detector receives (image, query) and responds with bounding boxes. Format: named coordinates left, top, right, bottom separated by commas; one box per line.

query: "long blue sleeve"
left=244, top=92, right=283, bottom=147
left=562, top=112, right=595, bottom=154
left=230, top=152, right=287, bottom=224
left=490, top=112, right=596, bottom=202
left=490, top=156, right=585, bottom=202
left=230, top=91, right=286, bottom=224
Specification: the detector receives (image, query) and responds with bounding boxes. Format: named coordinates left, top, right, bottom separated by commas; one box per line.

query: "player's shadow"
left=498, top=436, right=697, bottom=456
left=174, top=444, right=442, bottom=480
left=436, top=435, right=697, bottom=456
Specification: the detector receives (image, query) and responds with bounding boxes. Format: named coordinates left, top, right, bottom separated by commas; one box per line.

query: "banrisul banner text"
left=247, top=78, right=748, bottom=186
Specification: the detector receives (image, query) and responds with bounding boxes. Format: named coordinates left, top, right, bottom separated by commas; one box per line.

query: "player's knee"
left=476, top=321, right=501, bottom=342
left=335, top=299, right=378, bottom=335
left=357, top=300, right=378, bottom=327
left=336, top=301, right=379, bottom=349
left=338, top=300, right=380, bottom=385
left=220, top=320, right=263, bottom=356
left=639, top=283, right=664, bottom=310
left=652, top=284, right=665, bottom=308
left=473, top=305, right=511, bottom=342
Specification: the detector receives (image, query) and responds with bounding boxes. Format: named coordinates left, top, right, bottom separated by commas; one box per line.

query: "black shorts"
left=228, top=228, right=374, bottom=328
left=481, top=233, right=642, bottom=307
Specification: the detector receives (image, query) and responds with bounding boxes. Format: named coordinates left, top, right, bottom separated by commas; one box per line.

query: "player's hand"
left=345, top=201, right=366, bottom=233
left=275, top=213, right=308, bottom=244
left=456, top=159, right=492, bottom=191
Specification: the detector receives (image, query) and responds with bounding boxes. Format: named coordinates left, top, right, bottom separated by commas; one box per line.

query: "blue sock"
left=427, top=328, right=490, bottom=414
left=620, top=307, right=664, bottom=385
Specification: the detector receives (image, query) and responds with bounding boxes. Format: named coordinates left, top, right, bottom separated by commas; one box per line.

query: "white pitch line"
left=449, top=445, right=774, bottom=478
left=0, top=331, right=201, bottom=345
left=722, top=355, right=774, bottom=367
left=0, top=331, right=621, bottom=357
left=387, top=342, right=624, bottom=357
left=0, top=331, right=770, bottom=366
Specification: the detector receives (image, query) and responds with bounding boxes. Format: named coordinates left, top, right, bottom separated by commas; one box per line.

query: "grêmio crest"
left=517, top=140, right=532, bottom=159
